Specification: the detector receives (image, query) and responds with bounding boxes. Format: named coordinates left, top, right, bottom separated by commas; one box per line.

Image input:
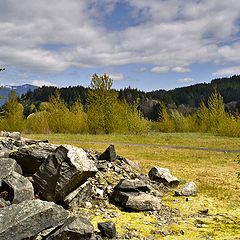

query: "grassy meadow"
left=25, top=132, right=240, bottom=239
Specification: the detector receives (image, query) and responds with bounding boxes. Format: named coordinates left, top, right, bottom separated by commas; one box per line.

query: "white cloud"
left=151, top=66, right=170, bottom=73
left=32, top=80, right=57, bottom=87
left=172, top=67, right=191, bottom=73
left=109, top=73, right=124, bottom=81
left=212, top=66, right=240, bottom=77
left=176, top=78, right=195, bottom=83
left=151, top=66, right=191, bottom=73
left=0, top=0, right=240, bottom=74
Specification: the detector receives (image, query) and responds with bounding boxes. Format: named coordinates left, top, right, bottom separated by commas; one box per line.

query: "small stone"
left=85, top=201, right=92, bottom=208
left=175, top=182, right=198, bottom=197
left=148, top=167, right=179, bottom=188
left=96, top=188, right=104, bottom=198
left=98, top=221, right=117, bottom=239
left=199, top=209, right=209, bottom=215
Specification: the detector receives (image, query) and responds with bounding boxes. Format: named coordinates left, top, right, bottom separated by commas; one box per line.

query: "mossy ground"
left=26, top=133, right=240, bottom=239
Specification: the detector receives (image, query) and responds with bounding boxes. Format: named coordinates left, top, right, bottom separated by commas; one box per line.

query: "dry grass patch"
left=25, top=133, right=240, bottom=239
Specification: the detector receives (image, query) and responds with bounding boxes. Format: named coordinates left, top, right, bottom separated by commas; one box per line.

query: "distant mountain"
left=0, top=84, right=38, bottom=106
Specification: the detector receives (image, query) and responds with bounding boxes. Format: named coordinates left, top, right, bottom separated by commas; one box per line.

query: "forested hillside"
left=20, top=75, right=240, bottom=120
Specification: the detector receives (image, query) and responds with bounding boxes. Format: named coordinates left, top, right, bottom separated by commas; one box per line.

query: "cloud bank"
left=0, top=0, right=240, bottom=75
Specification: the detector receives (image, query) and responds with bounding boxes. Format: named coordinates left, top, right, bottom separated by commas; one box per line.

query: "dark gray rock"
left=33, top=145, right=98, bottom=202
left=64, top=180, right=94, bottom=208
left=46, top=216, right=94, bottom=240
left=0, top=199, right=69, bottom=240
left=115, top=179, right=150, bottom=192
left=0, top=158, right=33, bottom=203
left=98, top=145, right=116, bottom=162
left=2, top=171, right=34, bottom=203
left=110, top=190, right=162, bottom=211
left=0, top=158, right=22, bottom=178
left=175, top=182, right=198, bottom=196
left=148, top=167, right=179, bottom=188
left=9, top=143, right=58, bottom=175
left=98, top=221, right=116, bottom=239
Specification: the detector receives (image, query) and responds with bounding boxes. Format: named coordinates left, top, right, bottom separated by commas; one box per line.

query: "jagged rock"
left=110, top=190, right=162, bottom=211
left=0, top=199, right=69, bottom=240
left=33, top=145, right=98, bottom=202
left=0, top=131, right=21, bottom=140
left=175, top=182, right=198, bottom=196
left=9, top=142, right=59, bottom=175
left=1, top=171, right=34, bottom=203
left=64, top=180, right=94, bottom=208
left=98, top=145, right=116, bottom=162
left=148, top=167, right=179, bottom=188
left=0, top=158, right=33, bottom=203
left=115, top=179, right=150, bottom=192
left=0, top=158, right=22, bottom=178
left=46, top=216, right=94, bottom=240
left=98, top=221, right=116, bottom=239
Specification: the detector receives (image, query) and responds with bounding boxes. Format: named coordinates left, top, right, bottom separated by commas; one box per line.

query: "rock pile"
left=0, top=131, right=198, bottom=239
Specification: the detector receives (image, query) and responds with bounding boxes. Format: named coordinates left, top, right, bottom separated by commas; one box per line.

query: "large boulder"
left=0, top=200, right=69, bottom=240
left=148, top=167, right=179, bottom=188
left=9, top=142, right=59, bottom=175
left=33, top=145, right=98, bottom=202
left=175, top=182, right=198, bottom=196
left=110, top=190, right=162, bottom=211
left=46, top=216, right=94, bottom=240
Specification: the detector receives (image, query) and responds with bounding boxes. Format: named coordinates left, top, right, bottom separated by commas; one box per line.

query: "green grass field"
left=25, top=132, right=240, bottom=239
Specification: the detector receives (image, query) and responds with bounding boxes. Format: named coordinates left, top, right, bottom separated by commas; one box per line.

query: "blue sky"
left=0, top=0, right=240, bottom=91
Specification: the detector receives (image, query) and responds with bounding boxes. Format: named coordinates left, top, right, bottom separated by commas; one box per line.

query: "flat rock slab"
left=115, top=179, right=150, bottom=192
left=148, top=167, right=179, bottom=188
left=0, top=199, right=69, bottom=240
left=110, top=190, right=162, bottom=211
left=33, top=145, right=98, bottom=202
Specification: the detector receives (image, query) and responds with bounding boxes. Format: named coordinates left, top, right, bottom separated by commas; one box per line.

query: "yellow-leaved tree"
left=0, top=91, right=25, bottom=131
left=87, top=73, right=119, bottom=134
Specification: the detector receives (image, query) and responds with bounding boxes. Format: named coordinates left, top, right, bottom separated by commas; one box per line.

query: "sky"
left=0, top=0, right=240, bottom=91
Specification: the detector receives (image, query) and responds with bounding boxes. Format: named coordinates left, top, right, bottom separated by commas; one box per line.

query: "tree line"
left=1, top=73, right=240, bottom=137
left=21, top=74, right=240, bottom=121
